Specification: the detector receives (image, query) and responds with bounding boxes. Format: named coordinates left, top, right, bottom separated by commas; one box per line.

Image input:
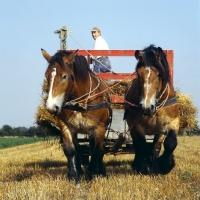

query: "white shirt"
left=93, top=36, right=109, bottom=58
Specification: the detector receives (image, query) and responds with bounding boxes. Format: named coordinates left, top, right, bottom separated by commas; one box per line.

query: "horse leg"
left=149, top=134, right=164, bottom=174
left=72, top=134, right=84, bottom=177
left=87, top=129, right=106, bottom=179
left=59, top=122, right=79, bottom=183
left=132, top=131, right=149, bottom=174
left=87, top=135, right=97, bottom=177
left=95, top=139, right=106, bottom=176
left=158, top=130, right=178, bottom=174
left=86, top=135, right=97, bottom=180
left=146, top=142, right=154, bottom=167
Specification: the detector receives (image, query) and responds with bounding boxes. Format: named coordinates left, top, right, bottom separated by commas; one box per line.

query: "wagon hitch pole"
left=111, top=132, right=126, bottom=155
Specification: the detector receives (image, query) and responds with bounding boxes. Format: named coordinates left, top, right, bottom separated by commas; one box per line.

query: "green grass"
left=0, top=137, right=42, bottom=149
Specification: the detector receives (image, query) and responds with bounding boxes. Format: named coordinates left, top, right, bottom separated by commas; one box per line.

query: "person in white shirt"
left=91, top=27, right=112, bottom=73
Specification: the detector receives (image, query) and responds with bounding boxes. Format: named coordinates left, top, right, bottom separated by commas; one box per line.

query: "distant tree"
left=2, top=125, right=13, bottom=135
left=13, top=127, right=21, bottom=136
left=17, top=127, right=28, bottom=136
left=18, top=126, right=28, bottom=131
left=0, top=125, right=45, bottom=137
left=34, top=126, right=45, bottom=137
left=0, top=129, right=8, bottom=136
left=27, top=126, right=37, bottom=137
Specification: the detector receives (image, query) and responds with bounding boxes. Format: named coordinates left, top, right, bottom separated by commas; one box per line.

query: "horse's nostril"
left=151, top=105, right=155, bottom=110
left=55, top=106, right=59, bottom=112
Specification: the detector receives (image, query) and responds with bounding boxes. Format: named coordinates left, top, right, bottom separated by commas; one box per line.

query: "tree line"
left=0, top=124, right=199, bottom=137
left=0, top=125, right=45, bottom=137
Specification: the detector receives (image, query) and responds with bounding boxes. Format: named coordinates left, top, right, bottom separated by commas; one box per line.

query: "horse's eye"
left=62, top=74, right=67, bottom=80
left=65, top=62, right=72, bottom=67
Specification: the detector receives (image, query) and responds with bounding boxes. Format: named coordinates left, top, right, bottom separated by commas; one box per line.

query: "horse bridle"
left=64, top=63, right=76, bottom=103
left=136, top=67, right=177, bottom=112
left=63, top=66, right=100, bottom=107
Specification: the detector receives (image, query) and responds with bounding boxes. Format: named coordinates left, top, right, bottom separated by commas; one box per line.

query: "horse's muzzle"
left=139, top=103, right=156, bottom=116
left=46, top=104, right=60, bottom=115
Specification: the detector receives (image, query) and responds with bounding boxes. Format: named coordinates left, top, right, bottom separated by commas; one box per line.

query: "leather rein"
left=62, top=66, right=111, bottom=112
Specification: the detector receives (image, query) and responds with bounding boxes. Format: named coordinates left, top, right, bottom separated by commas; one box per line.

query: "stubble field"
left=0, top=136, right=200, bottom=200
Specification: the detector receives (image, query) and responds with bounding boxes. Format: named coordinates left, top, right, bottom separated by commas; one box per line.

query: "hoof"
left=68, top=171, right=79, bottom=183
left=158, top=154, right=175, bottom=174
left=86, top=168, right=93, bottom=180
left=77, top=168, right=84, bottom=177
left=97, top=166, right=106, bottom=177
left=131, top=161, right=149, bottom=175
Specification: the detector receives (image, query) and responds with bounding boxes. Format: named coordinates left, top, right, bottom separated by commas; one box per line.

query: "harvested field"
left=0, top=136, right=200, bottom=199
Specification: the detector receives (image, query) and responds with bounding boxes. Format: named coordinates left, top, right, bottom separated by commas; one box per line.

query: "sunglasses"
left=91, top=31, right=96, bottom=34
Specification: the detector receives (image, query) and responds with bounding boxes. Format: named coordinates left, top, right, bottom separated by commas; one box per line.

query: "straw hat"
left=91, top=27, right=101, bottom=34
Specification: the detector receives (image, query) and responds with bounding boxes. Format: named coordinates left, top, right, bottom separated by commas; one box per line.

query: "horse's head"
left=135, top=45, right=170, bottom=116
left=41, top=49, right=78, bottom=114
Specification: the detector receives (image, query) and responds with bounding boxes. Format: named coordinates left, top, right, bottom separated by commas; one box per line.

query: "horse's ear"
left=156, top=47, right=163, bottom=61
left=41, top=49, right=51, bottom=63
left=68, top=49, right=79, bottom=62
left=135, top=50, right=143, bottom=61
left=63, top=49, right=79, bottom=66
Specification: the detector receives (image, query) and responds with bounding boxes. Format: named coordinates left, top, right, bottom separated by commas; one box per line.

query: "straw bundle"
left=106, top=80, right=131, bottom=96
left=176, top=92, right=199, bottom=134
left=106, top=80, right=132, bottom=109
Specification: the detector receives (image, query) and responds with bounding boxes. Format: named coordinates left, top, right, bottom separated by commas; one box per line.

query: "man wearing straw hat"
left=91, top=27, right=112, bottom=73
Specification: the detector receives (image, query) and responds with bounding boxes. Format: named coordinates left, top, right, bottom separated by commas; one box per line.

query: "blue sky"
left=0, top=0, right=199, bottom=128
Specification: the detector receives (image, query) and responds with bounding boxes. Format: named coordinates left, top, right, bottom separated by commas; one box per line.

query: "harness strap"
left=63, top=101, right=113, bottom=138
left=62, top=101, right=111, bottom=111
left=124, top=96, right=178, bottom=121
left=157, top=96, right=177, bottom=108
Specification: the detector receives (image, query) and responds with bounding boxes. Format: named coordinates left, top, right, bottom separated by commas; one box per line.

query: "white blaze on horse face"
left=141, top=67, right=156, bottom=108
left=46, top=67, right=64, bottom=112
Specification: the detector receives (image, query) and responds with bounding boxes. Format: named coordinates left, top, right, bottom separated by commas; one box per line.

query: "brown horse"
left=124, top=45, right=180, bottom=174
left=41, top=49, right=112, bottom=182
